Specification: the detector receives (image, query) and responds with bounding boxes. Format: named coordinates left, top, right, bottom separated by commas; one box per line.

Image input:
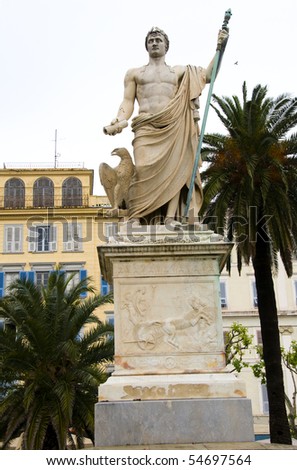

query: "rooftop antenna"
left=54, top=129, right=60, bottom=168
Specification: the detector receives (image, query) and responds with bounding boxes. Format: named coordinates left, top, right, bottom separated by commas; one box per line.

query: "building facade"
left=0, top=165, right=114, bottom=323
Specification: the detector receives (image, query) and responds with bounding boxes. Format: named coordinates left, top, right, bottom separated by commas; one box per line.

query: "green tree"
left=225, top=323, right=297, bottom=439
left=201, top=82, right=297, bottom=444
left=0, top=271, right=114, bottom=449
left=252, top=341, right=297, bottom=439
left=224, top=322, right=253, bottom=373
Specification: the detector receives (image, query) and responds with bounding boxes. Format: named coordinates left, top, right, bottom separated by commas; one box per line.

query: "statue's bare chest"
left=137, top=65, right=177, bottom=87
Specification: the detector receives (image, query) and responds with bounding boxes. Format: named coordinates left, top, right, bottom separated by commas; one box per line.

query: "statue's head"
left=145, top=27, right=169, bottom=53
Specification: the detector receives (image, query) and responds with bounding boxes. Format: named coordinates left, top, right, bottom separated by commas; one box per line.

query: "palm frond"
left=201, top=82, right=297, bottom=275
left=0, top=272, right=114, bottom=449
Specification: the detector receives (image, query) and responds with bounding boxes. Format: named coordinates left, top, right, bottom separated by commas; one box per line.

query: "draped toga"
left=128, top=65, right=207, bottom=223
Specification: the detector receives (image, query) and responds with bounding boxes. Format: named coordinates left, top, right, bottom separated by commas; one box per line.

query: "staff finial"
left=222, top=8, right=232, bottom=31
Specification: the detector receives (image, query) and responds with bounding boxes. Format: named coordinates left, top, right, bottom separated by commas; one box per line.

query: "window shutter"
left=5, top=226, right=13, bottom=252
left=105, top=223, right=118, bottom=240
left=63, top=223, right=69, bottom=250
left=0, top=272, right=4, bottom=298
left=28, top=226, right=37, bottom=252
left=19, top=271, right=35, bottom=283
left=49, top=269, right=64, bottom=278
left=79, top=269, right=87, bottom=298
left=256, top=329, right=263, bottom=346
left=19, top=271, right=27, bottom=282
left=28, top=241, right=36, bottom=252
left=49, top=225, right=57, bottom=251
left=5, top=225, right=23, bottom=252
left=14, top=226, right=22, bottom=252
left=27, top=271, right=35, bottom=283
left=63, top=223, right=82, bottom=251
left=65, top=241, right=74, bottom=251
left=220, top=282, right=227, bottom=308
left=74, top=223, right=83, bottom=251
left=63, top=222, right=69, bottom=240
left=101, top=277, right=110, bottom=296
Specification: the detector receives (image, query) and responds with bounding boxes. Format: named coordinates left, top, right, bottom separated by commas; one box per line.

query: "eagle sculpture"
left=99, top=147, right=135, bottom=212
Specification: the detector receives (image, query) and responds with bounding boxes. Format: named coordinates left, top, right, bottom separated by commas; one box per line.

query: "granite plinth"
left=95, top=398, right=254, bottom=446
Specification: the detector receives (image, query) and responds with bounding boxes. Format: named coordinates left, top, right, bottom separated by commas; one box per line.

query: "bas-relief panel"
left=115, top=279, right=222, bottom=355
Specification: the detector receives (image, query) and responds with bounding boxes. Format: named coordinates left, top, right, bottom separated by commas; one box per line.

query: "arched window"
left=33, top=177, right=54, bottom=208
left=62, top=177, right=82, bottom=206
left=4, top=178, right=25, bottom=208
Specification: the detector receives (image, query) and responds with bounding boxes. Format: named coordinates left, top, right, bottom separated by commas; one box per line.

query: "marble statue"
left=103, top=27, right=228, bottom=225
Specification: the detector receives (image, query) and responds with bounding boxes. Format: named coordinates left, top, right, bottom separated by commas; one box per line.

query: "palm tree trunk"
left=252, top=225, right=292, bottom=444
left=43, top=423, right=60, bottom=450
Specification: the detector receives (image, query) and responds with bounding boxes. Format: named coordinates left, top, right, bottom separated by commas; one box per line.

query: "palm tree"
left=201, top=82, right=297, bottom=444
left=0, top=270, right=114, bottom=449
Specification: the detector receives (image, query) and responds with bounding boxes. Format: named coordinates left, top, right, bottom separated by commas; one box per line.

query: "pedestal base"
left=94, top=398, right=254, bottom=446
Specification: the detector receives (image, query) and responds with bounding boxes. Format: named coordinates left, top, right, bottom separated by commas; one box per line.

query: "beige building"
left=1, top=163, right=296, bottom=437
left=0, top=164, right=114, bottom=318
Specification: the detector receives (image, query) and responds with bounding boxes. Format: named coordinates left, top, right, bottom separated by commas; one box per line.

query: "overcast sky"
left=1, top=0, right=297, bottom=193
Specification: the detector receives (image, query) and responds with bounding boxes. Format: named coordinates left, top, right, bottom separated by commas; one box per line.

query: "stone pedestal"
left=95, top=225, right=254, bottom=446
left=95, top=399, right=254, bottom=446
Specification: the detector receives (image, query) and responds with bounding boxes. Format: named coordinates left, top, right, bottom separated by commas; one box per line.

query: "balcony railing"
left=0, top=195, right=90, bottom=209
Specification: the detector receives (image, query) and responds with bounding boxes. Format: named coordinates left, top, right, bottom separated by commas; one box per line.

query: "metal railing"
left=0, top=195, right=90, bottom=209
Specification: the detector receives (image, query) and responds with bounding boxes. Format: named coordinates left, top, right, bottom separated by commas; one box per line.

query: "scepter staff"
left=183, top=8, right=232, bottom=220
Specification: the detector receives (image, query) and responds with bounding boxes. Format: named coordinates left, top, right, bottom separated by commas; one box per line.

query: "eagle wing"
left=99, top=163, right=117, bottom=207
